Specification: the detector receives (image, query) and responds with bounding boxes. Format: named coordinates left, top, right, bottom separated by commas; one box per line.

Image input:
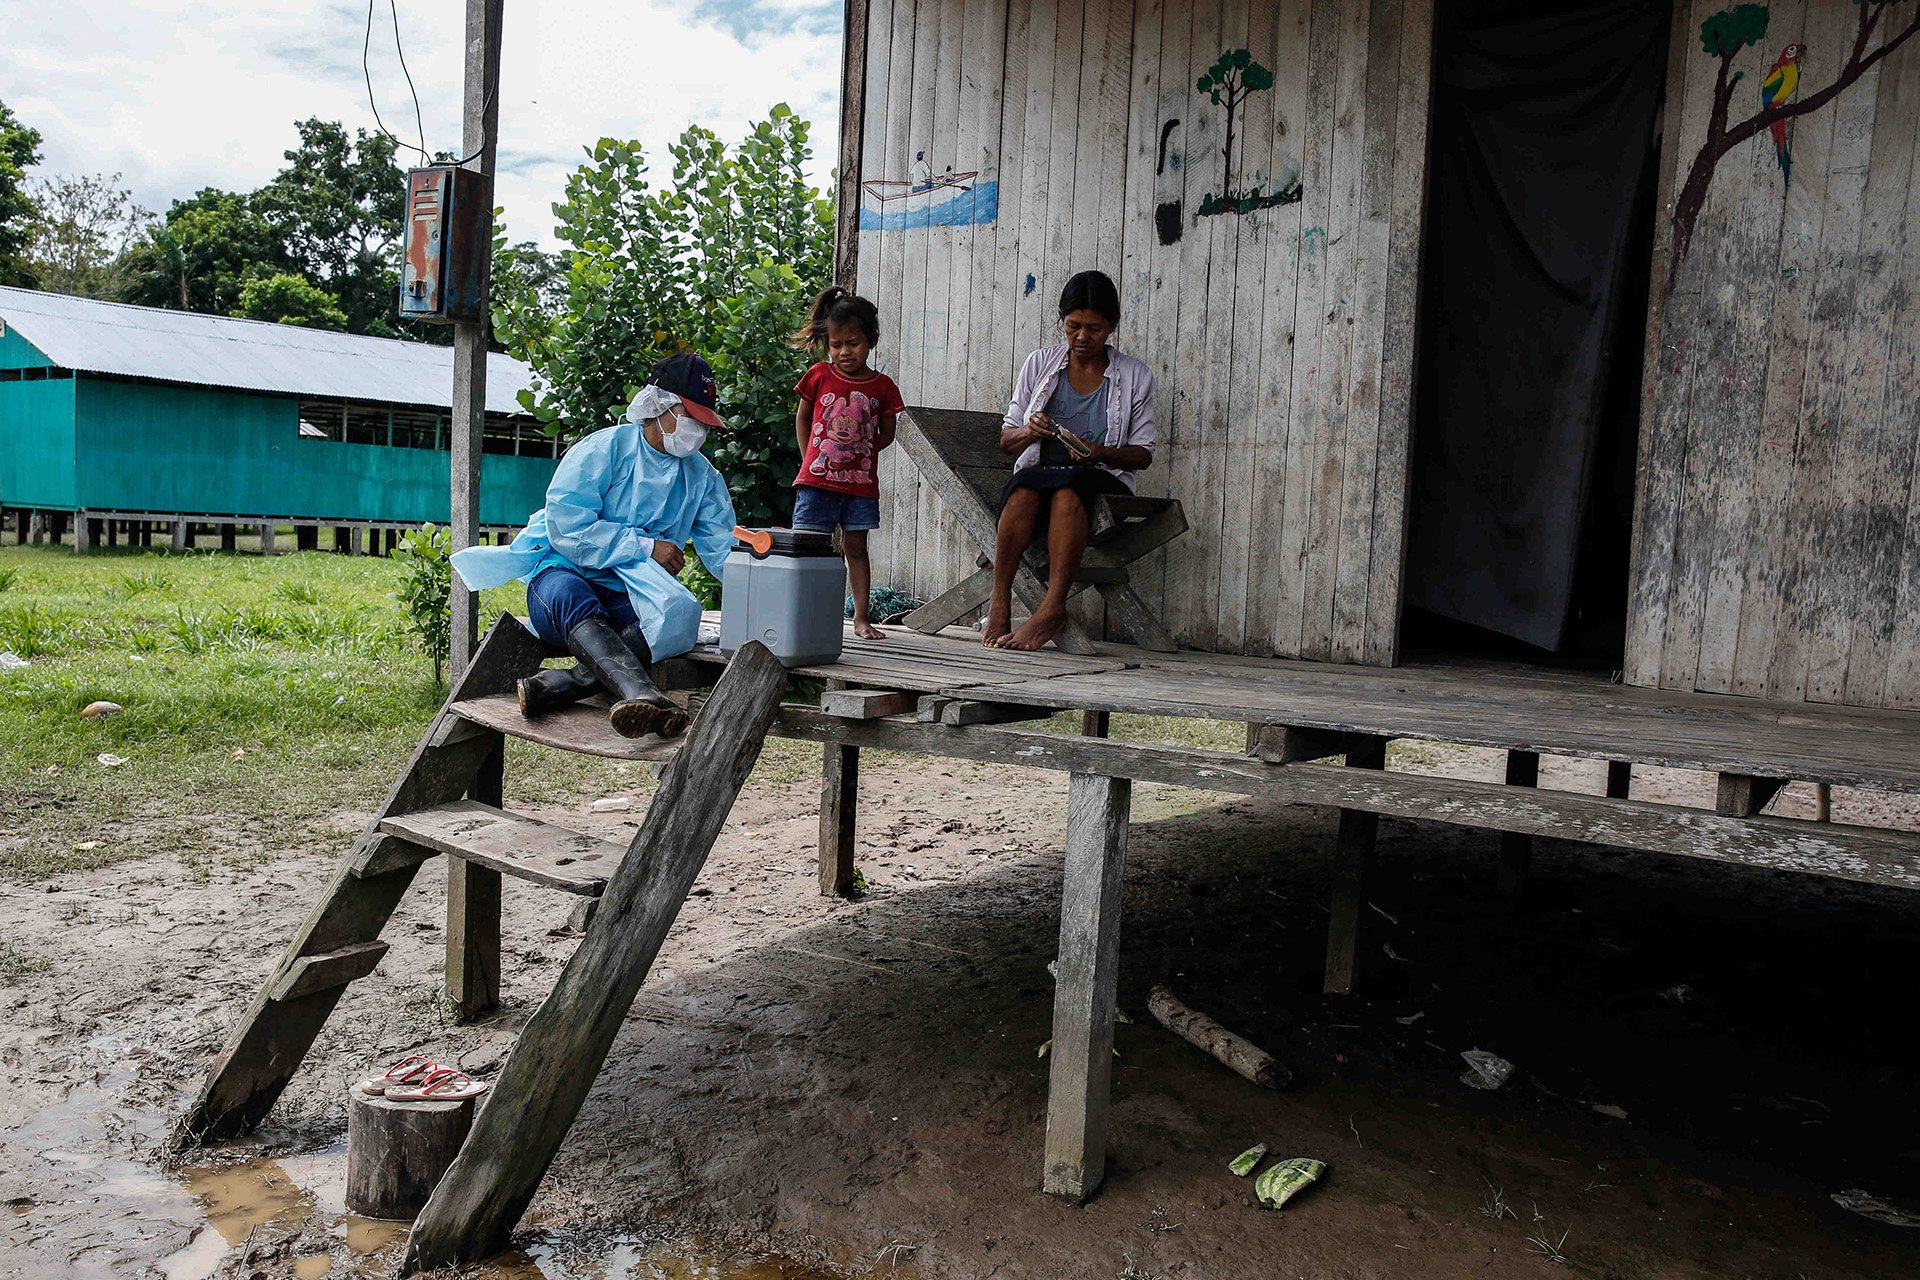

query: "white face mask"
left=660, top=414, right=707, bottom=458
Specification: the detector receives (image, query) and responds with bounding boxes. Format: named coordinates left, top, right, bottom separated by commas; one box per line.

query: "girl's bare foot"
left=982, top=606, right=1012, bottom=645
left=1000, top=606, right=1066, bottom=651
left=853, top=619, right=885, bottom=640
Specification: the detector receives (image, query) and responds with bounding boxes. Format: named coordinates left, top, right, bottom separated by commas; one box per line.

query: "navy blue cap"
left=646, top=353, right=724, bottom=428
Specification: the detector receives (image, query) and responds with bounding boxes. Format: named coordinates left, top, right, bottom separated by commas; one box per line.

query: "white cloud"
left=0, top=0, right=843, bottom=248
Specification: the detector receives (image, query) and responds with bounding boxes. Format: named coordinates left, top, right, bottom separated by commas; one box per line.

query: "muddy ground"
left=4, top=740, right=1920, bottom=1279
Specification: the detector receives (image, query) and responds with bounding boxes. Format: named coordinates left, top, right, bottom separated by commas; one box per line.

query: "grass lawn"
left=1, top=544, right=573, bottom=880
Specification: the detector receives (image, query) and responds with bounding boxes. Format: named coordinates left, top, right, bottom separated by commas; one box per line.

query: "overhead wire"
left=361, top=0, right=495, bottom=167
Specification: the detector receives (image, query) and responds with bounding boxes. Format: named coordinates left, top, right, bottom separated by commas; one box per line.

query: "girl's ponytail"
left=791, top=285, right=851, bottom=350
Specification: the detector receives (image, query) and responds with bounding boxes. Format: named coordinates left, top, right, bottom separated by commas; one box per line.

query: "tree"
left=122, top=188, right=288, bottom=313
left=0, top=99, right=41, bottom=287
left=23, top=172, right=152, bottom=299
left=1197, top=48, right=1276, bottom=197
left=253, top=119, right=407, bottom=336
left=234, top=273, right=350, bottom=331
left=1669, top=0, right=1920, bottom=282
left=493, top=105, right=835, bottom=527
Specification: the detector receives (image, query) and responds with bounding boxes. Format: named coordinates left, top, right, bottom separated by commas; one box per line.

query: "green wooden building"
left=0, top=286, right=556, bottom=552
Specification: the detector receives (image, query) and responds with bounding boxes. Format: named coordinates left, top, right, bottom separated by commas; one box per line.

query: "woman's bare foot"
left=982, top=606, right=1012, bottom=645
left=853, top=619, right=886, bottom=641
left=999, top=606, right=1066, bottom=651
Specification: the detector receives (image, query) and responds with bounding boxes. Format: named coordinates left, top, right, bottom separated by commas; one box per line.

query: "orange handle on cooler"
left=734, top=525, right=774, bottom=557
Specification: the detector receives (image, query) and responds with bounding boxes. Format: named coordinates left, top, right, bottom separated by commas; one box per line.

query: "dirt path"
left=4, top=744, right=1919, bottom=1279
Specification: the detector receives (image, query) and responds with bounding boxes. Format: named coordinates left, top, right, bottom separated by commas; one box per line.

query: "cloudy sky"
left=1, top=0, right=844, bottom=247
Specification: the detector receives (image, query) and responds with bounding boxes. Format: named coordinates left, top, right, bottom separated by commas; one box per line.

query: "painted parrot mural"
left=1761, top=42, right=1802, bottom=185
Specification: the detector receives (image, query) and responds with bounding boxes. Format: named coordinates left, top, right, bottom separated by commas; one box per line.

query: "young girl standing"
left=791, top=287, right=905, bottom=640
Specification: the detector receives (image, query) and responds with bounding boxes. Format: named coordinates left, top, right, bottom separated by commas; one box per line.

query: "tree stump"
left=345, top=1087, right=476, bottom=1220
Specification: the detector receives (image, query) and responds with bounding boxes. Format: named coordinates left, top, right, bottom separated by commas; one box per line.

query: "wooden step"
left=449, top=693, right=688, bottom=762
left=379, top=800, right=629, bottom=896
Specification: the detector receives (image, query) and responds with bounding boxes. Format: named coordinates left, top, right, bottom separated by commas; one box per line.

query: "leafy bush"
left=493, top=105, right=834, bottom=529
left=680, top=557, right=722, bottom=610
left=392, top=524, right=453, bottom=684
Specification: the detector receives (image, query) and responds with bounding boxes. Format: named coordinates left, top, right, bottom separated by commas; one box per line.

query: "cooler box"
left=718, top=528, right=846, bottom=666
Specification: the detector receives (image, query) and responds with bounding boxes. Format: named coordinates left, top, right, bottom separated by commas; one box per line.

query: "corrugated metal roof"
left=0, top=286, right=534, bottom=416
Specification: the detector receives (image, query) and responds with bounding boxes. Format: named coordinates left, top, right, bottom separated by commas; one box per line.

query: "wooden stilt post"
left=1323, top=735, right=1387, bottom=996
left=259, top=523, right=276, bottom=555
left=446, top=739, right=505, bottom=1018
left=818, top=678, right=859, bottom=897
left=1042, top=771, right=1131, bottom=1202
left=1081, top=709, right=1111, bottom=738
left=448, top=0, right=504, bottom=683
left=171, top=519, right=189, bottom=553
left=75, top=516, right=93, bottom=554
left=1498, top=750, right=1540, bottom=905
left=220, top=523, right=236, bottom=552
left=28, top=511, right=45, bottom=546
left=402, top=644, right=788, bottom=1272
left=1606, top=760, right=1631, bottom=799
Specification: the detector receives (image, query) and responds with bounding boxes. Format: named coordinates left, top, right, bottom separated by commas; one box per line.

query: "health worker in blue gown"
left=451, top=354, right=738, bottom=740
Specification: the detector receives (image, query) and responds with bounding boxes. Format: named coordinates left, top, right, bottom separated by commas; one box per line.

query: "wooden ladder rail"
left=174, top=617, right=550, bottom=1146
left=402, top=642, right=789, bottom=1271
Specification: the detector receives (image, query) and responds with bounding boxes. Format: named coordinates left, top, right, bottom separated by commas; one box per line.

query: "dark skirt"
left=998, top=465, right=1130, bottom=514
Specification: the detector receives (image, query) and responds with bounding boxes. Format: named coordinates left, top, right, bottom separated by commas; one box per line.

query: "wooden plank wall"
left=854, top=0, right=1434, bottom=662
left=1628, top=0, right=1920, bottom=708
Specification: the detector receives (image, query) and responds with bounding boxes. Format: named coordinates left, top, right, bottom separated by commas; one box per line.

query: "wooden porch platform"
left=683, top=619, right=1920, bottom=797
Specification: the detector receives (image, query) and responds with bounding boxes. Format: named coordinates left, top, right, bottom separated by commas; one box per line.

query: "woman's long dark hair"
left=1058, top=270, right=1121, bottom=325
left=792, top=286, right=882, bottom=349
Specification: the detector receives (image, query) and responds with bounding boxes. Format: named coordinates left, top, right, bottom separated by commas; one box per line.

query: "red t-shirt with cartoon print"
left=792, top=363, right=905, bottom=498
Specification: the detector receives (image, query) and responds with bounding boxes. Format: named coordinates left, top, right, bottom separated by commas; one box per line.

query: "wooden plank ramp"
left=403, top=642, right=790, bottom=1271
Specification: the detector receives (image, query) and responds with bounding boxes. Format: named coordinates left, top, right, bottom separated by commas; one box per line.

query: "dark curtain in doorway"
left=1404, top=0, right=1669, bottom=651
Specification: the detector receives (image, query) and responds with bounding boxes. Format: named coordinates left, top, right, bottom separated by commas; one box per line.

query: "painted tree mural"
left=1192, top=48, right=1301, bottom=219
left=1669, top=0, right=1920, bottom=282
left=1197, top=48, right=1276, bottom=197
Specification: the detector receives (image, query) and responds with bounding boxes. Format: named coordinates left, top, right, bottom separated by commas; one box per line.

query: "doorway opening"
left=1400, top=0, right=1671, bottom=668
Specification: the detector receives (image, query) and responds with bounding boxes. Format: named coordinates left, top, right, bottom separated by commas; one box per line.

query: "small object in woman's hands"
left=1059, top=430, right=1094, bottom=460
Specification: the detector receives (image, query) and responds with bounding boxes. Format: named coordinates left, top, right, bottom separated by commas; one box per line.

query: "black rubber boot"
left=517, top=663, right=597, bottom=718
left=566, top=616, right=689, bottom=739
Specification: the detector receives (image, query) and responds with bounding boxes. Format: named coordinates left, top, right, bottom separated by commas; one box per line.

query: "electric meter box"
left=399, top=166, right=488, bottom=324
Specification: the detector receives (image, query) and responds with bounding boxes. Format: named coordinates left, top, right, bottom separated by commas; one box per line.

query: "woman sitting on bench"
left=987, top=270, right=1158, bottom=650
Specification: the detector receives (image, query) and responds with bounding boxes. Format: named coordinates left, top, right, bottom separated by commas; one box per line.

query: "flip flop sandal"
left=354, top=1053, right=439, bottom=1097
left=384, top=1066, right=488, bottom=1102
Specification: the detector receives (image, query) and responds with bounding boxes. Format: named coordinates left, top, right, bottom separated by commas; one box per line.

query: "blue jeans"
left=793, top=485, right=881, bottom=532
left=526, top=566, right=637, bottom=647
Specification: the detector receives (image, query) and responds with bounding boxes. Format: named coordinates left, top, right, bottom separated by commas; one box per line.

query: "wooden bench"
left=893, top=406, right=1188, bottom=654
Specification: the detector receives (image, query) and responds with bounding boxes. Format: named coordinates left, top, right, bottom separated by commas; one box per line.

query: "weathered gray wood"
left=346, top=1088, right=475, bottom=1221
left=1498, top=750, right=1540, bottom=905
left=940, top=699, right=1060, bottom=726
left=819, top=679, right=859, bottom=898
left=1096, top=580, right=1177, bottom=652
left=1716, top=773, right=1789, bottom=818
left=1147, top=983, right=1290, bottom=1089
left=267, top=941, right=391, bottom=1002
left=904, top=562, right=994, bottom=634
left=447, top=733, right=505, bottom=1020
left=1247, top=724, right=1346, bottom=764
left=449, top=694, right=687, bottom=762
left=449, top=0, right=504, bottom=679
left=381, top=800, right=627, bottom=896
left=402, top=644, right=789, bottom=1272
left=1081, top=709, right=1110, bottom=738
left=445, top=861, right=500, bottom=1018
left=1043, top=772, right=1132, bottom=1202
left=1324, top=736, right=1387, bottom=995
left=350, top=834, right=438, bottom=880
left=833, top=0, right=870, bottom=290
left=820, top=687, right=920, bottom=719
left=176, top=616, right=546, bottom=1146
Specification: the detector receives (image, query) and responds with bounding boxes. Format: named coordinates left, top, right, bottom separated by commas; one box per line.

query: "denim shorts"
left=792, top=485, right=881, bottom=532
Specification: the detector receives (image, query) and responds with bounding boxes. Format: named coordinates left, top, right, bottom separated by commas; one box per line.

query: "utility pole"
left=449, top=0, right=504, bottom=681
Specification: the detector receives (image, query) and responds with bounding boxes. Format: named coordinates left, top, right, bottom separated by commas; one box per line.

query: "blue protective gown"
left=450, top=422, right=737, bottom=660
